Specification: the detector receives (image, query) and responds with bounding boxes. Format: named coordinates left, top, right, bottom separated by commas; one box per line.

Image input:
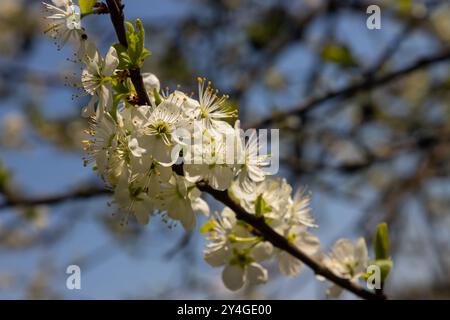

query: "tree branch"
left=105, top=0, right=151, bottom=106
left=0, top=187, right=109, bottom=210
left=249, top=49, right=450, bottom=129
left=197, top=182, right=385, bottom=300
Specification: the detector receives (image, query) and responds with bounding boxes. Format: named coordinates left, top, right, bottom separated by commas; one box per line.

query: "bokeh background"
left=0, top=0, right=450, bottom=299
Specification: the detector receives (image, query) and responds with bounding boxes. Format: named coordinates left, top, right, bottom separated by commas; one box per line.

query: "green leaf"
left=321, top=43, right=357, bottom=68
left=374, top=222, right=389, bottom=260
left=113, top=43, right=131, bottom=70
left=116, top=20, right=151, bottom=69
left=135, top=19, right=145, bottom=62
left=78, top=0, right=96, bottom=14
left=255, top=194, right=271, bottom=217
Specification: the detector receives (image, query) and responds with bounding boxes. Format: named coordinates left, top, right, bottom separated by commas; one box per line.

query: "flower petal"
left=222, top=264, right=245, bottom=291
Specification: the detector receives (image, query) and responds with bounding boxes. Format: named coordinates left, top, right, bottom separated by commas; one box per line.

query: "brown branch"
left=197, top=182, right=385, bottom=300
left=249, top=49, right=450, bottom=129
left=105, top=0, right=151, bottom=106
left=0, top=187, right=109, bottom=210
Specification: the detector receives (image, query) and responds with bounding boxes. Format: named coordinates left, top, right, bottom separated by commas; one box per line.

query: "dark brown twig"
left=249, top=49, right=450, bottom=129
left=0, top=187, right=109, bottom=210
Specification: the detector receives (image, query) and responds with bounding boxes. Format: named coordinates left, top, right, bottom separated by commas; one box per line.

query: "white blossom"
left=203, top=207, right=273, bottom=291
left=321, top=238, right=368, bottom=297
left=156, top=175, right=209, bottom=230
left=141, top=100, right=188, bottom=165
left=43, top=0, right=83, bottom=49
left=194, top=77, right=236, bottom=132
left=234, top=120, right=270, bottom=193
left=81, top=45, right=119, bottom=119
left=277, top=226, right=320, bottom=277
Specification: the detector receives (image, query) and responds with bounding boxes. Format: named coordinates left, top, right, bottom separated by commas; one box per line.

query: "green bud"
left=374, top=222, right=389, bottom=260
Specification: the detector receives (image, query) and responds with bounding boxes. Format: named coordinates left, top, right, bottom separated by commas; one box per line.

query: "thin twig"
left=249, top=49, right=450, bottom=129
left=0, top=187, right=109, bottom=210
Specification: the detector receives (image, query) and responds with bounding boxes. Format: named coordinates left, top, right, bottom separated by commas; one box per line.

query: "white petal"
left=354, top=237, right=368, bottom=273
left=169, top=199, right=195, bottom=231
left=192, top=197, right=210, bottom=216
left=332, top=239, right=354, bottom=261
left=279, top=251, right=302, bottom=277
left=221, top=207, right=237, bottom=229
left=204, top=243, right=229, bottom=267
left=251, top=242, right=273, bottom=261
left=209, top=166, right=234, bottom=191
left=246, top=262, right=268, bottom=285
left=298, top=231, right=320, bottom=256
left=81, top=95, right=97, bottom=118
left=184, top=164, right=208, bottom=183
left=222, top=264, right=245, bottom=291
left=142, top=73, right=160, bottom=94
left=103, top=46, right=119, bottom=76
left=134, top=199, right=151, bottom=225
left=129, top=137, right=146, bottom=157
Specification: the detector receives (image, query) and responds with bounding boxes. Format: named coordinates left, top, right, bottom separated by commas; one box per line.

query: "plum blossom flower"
left=203, top=207, right=273, bottom=291
left=184, top=128, right=234, bottom=191
left=194, top=77, right=236, bottom=132
left=321, top=238, right=368, bottom=297
left=81, top=45, right=119, bottom=119
left=141, top=100, right=187, bottom=165
left=232, top=177, right=292, bottom=221
left=277, top=226, right=320, bottom=277
left=114, top=178, right=155, bottom=225
left=156, top=175, right=209, bottom=230
left=43, top=0, right=83, bottom=49
left=286, top=188, right=317, bottom=228
left=233, top=120, right=270, bottom=193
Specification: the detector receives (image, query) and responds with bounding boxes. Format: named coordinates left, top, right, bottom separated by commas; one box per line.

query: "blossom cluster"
left=43, top=0, right=376, bottom=296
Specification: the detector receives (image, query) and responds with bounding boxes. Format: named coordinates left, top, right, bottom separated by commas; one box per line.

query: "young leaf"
left=79, top=0, right=96, bottom=14
left=374, top=222, right=389, bottom=260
